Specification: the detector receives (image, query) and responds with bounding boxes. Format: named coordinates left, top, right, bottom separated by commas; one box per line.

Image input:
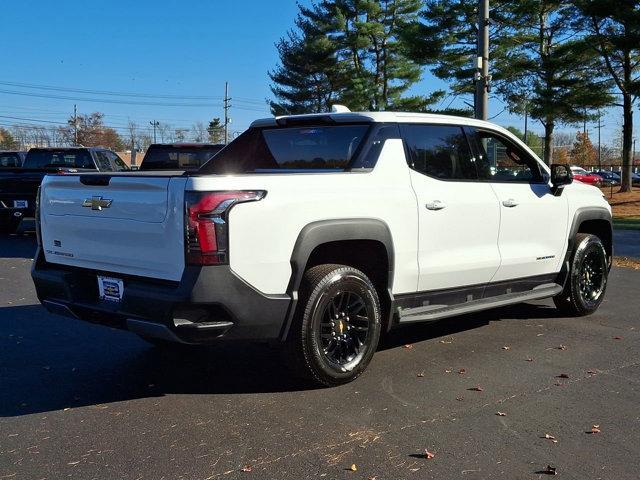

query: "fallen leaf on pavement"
left=556, top=373, right=570, bottom=379
left=458, top=368, right=466, bottom=375
left=403, top=344, right=413, bottom=349
left=502, top=346, right=511, bottom=350
left=241, top=465, right=252, bottom=472
left=445, top=369, right=452, bottom=373
left=543, top=465, right=557, bottom=475
left=439, top=340, right=452, bottom=344
left=613, top=336, right=623, bottom=340
left=589, top=425, right=601, bottom=434
left=456, top=397, right=464, bottom=401
left=349, top=464, right=357, bottom=472
left=543, top=434, right=558, bottom=443
left=417, top=372, right=425, bottom=378
left=526, top=357, right=534, bottom=362
left=424, top=449, right=435, bottom=459
left=468, top=385, right=484, bottom=392
left=496, top=412, right=506, bottom=416
left=557, top=345, right=567, bottom=350
left=587, top=369, right=597, bottom=375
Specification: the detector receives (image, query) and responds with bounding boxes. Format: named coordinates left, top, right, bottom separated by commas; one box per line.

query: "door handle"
left=426, top=200, right=447, bottom=211
left=502, top=198, right=519, bottom=208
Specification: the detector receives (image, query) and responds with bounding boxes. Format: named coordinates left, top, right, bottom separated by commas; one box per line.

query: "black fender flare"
left=279, top=218, right=395, bottom=340
left=558, top=206, right=613, bottom=285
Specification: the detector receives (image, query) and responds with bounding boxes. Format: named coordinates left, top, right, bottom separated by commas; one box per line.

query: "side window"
left=471, top=129, right=544, bottom=183
left=108, top=151, right=129, bottom=171
left=400, top=124, right=477, bottom=180
left=351, top=124, right=400, bottom=169
left=95, top=151, right=113, bottom=171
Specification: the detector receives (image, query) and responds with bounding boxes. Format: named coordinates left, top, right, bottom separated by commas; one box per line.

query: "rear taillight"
left=185, top=190, right=265, bottom=265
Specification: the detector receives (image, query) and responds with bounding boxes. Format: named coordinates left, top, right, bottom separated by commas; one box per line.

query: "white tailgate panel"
left=41, top=176, right=187, bottom=281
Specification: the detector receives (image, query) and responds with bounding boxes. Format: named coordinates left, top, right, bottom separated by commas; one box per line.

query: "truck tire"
left=553, top=233, right=608, bottom=316
left=286, top=264, right=382, bottom=387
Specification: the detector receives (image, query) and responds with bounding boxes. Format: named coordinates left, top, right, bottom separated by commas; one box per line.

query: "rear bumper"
left=31, top=248, right=291, bottom=344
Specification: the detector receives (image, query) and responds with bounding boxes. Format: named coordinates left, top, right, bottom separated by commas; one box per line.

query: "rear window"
left=23, top=149, right=94, bottom=169
left=199, top=125, right=370, bottom=174
left=0, top=153, right=22, bottom=168
left=140, top=145, right=224, bottom=171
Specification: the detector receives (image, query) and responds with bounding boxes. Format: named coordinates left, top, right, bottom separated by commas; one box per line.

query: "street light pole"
left=475, top=0, right=490, bottom=121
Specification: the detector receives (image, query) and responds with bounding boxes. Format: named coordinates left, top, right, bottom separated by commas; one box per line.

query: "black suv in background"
left=139, top=143, right=225, bottom=171
left=0, top=147, right=128, bottom=234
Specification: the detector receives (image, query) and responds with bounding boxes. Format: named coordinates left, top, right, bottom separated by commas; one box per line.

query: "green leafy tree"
left=207, top=118, right=225, bottom=144
left=0, top=127, right=18, bottom=149
left=574, top=0, right=640, bottom=191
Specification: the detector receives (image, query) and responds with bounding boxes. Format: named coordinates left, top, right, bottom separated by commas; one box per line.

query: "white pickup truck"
left=32, top=111, right=612, bottom=386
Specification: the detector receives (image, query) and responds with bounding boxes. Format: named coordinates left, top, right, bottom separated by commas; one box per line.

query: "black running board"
left=398, top=283, right=563, bottom=324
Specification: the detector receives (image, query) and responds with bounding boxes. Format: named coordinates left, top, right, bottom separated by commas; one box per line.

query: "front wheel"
left=286, top=264, right=382, bottom=387
left=554, top=233, right=608, bottom=316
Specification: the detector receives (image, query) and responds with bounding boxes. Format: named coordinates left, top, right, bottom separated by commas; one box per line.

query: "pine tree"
left=269, top=8, right=342, bottom=115
left=207, top=118, right=225, bottom=144
left=406, top=0, right=612, bottom=164
left=269, top=1, right=442, bottom=113
left=494, top=1, right=612, bottom=164
left=574, top=0, right=640, bottom=192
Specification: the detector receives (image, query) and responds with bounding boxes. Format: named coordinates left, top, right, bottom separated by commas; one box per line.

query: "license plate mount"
left=97, top=276, right=124, bottom=302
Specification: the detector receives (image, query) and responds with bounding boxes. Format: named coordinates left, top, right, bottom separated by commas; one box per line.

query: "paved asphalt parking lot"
left=1, top=233, right=639, bottom=480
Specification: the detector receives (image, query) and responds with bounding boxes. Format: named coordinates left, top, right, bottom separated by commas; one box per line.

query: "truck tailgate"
left=40, top=174, right=187, bottom=281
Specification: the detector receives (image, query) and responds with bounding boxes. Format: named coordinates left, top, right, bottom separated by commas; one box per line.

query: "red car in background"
left=570, top=166, right=603, bottom=187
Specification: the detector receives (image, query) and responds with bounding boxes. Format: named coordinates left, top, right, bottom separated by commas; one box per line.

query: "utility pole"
left=597, top=110, right=602, bottom=170
left=149, top=120, right=159, bottom=143
left=223, top=81, right=231, bottom=144
left=523, top=98, right=529, bottom=144
left=73, top=104, right=78, bottom=145
left=474, top=0, right=490, bottom=120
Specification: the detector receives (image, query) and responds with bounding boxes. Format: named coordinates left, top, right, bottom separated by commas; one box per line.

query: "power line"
left=0, top=80, right=269, bottom=107
left=0, top=88, right=269, bottom=112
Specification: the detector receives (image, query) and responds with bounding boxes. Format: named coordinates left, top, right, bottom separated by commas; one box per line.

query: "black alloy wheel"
left=287, top=264, right=382, bottom=386
left=554, top=233, right=608, bottom=316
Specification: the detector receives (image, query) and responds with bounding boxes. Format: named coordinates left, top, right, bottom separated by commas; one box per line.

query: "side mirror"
left=550, top=164, right=572, bottom=195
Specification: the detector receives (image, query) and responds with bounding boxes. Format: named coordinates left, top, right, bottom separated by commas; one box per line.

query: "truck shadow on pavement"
left=0, top=232, right=37, bottom=259
left=0, top=301, right=559, bottom=418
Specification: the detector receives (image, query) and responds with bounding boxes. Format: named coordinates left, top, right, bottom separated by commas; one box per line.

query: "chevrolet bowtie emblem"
left=82, top=196, right=112, bottom=211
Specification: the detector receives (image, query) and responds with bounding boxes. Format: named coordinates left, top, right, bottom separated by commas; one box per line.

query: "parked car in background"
left=139, top=143, right=225, bottom=171
left=594, top=170, right=620, bottom=185
left=0, top=151, right=26, bottom=168
left=570, top=166, right=602, bottom=187
left=0, top=147, right=128, bottom=234
left=592, top=170, right=619, bottom=186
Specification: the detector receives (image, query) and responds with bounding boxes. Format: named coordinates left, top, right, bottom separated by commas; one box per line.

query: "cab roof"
left=250, top=111, right=503, bottom=131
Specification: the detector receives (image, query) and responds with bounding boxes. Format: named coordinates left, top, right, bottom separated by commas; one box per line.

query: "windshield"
left=571, top=167, right=587, bottom=175
left=199, top=124, right=370, bottom=174
left=140, top=145, right=224, bottom=170
left=23, top=149, right=94, bottom=169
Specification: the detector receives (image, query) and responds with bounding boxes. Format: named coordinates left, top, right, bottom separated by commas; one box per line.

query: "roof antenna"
left=331, top=105, right=351, bottom=113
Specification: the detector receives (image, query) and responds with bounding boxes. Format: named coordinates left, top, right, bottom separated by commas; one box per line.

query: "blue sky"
left=1, top=0, right=627, bottom=146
